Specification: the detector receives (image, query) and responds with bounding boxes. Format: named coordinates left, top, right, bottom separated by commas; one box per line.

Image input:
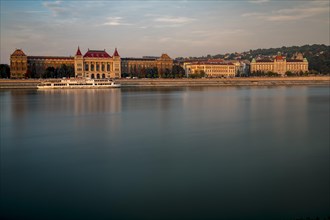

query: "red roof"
left=84, top=50, right=111, bottom=58
left=12, top=49, right=26, bottom=56
left=76, top=46, right=82, bottom=56
left=113, top=48, right=120, bottom=57
left=275, top=55, right=284, bottom=61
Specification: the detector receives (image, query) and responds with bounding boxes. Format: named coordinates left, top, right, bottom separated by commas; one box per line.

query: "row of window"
left=85, top=63, right=111, bottom=71
left=12, top=67, right=26, bottom=71
left=205, top=69, right=235, bottom=73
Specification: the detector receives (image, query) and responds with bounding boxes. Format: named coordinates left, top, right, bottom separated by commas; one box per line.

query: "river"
left=1, top=86, right=329, bottom=219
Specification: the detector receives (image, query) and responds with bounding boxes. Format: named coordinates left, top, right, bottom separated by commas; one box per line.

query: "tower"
left=74, top=46, right=84, bottom=77
left=10, top=49, right=28, bottom=78
left=112, top=48, right=121, bottom=78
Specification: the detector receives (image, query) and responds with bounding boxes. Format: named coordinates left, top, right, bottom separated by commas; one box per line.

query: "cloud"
left=268, top=5, right=328, bottom=21
left=154, top=16, right=195, bottom=25
left=241, top=12, right=264, bottom=17
left=248, top=0, right=270, bottom=4
left=242, top=1, right=329, bottom=22
left=102, top=17, right=132, bottom=26
left=24, top=11, right=48, bottom=14
left=42, top=1, right=66, bottom=16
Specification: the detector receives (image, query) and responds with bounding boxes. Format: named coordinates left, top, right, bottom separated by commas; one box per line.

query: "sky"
left=0, top=0, right=329, bottom=64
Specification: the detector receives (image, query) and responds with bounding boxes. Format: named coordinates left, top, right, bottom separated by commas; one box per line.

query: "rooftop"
left=11, top=49, right=26, bottom=56
left=84, top=50, right=112, bottom=58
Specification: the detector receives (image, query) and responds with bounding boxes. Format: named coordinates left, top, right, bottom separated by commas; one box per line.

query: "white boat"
left=37, top=78, right=121, bottom=89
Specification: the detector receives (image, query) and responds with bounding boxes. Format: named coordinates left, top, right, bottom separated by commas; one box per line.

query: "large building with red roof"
left=250, top=52, right=308, bottom=75
left=74, top=47, right=121, bottom=79
left=10, top=47, right=121, bottom=78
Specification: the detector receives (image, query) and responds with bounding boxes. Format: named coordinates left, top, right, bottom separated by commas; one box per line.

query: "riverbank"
left=0, top=77, right=329, bottom=89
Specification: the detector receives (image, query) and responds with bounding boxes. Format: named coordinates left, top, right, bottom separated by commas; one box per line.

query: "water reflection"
left=37, top=89, right=122, bottom=115
left=0, top=86, right=329, bottom=220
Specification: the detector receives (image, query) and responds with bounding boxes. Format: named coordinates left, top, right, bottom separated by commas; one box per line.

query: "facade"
left=10, top=49, right=74, bottom=78
left=184, top=59, right=240, bottom=77
left=250, top=52, right=308, bottom=75
left=28, top=56, right=74, bottom=78
left=74, top=47, right=121, bottom=79
left=10, top=47, right=121, bottom=79
left=121, top=54, right=173, bottom=76
left=10, top=49, right=28, bottom=78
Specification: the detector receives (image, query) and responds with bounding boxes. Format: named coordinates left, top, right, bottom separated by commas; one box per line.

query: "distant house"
left=183, top=59, right=247, bottom=78
left=121, top=54, right=173, bottom=77
left=250, top=52, right=308, bottom=75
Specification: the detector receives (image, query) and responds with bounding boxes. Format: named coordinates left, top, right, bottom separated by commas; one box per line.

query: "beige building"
left=74, top=47, right=121, bottom=79
left=121, top=54, right=173, bottom=77
left=251, top=52, right=308, bottom=75
left=10, top=47, right=121, bottom=79
left=10, top=49, right=29, bottom=78
left=184, top=60, right=239, bottom=77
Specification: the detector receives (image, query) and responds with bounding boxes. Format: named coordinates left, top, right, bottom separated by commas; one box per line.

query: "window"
left=96, top=63, right=99, bottom=71
left=102, top=64, right=105, bottom=71
left=107, top=64, right=110, bottom=71
left=85, top=64, right=89, bottom=71
left=91, top=64, right=94, bottom=71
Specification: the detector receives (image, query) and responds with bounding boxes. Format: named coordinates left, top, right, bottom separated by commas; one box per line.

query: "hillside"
left=242, top=44, right=330, bottom=74
left=179, top=44, right=330, bottom=74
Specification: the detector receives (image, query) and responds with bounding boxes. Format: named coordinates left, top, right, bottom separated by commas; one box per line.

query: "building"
left=121, top=54, right=173, bottom=77
left=250, top=52, right=308, bottom=75
left=183, top=59, right=240, bottom=78
left=10, top=47, right=121, bottom=79
left=74, top=47, right=121, bottom=79
left=10, top=49, right=28, bottom=78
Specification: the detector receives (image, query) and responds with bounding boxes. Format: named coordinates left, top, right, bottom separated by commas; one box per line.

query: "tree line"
left=177, top=44, right=330, bottom=75
left=122, top=65, right=187, bottom=78
left=0, top=64, right=10, bottom=78
left=28, top=64, right=75, bottom=78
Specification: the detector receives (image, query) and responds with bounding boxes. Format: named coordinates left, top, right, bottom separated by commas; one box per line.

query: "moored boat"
left=37, top=78, right=121, bottom=89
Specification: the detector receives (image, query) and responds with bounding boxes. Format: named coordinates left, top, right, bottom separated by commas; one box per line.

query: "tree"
left=145, top=67, right=158, bottom=78
left=138, top=67, right=146, bottom=78
left=188, top=70, right=205, bottom=78
left=285, top=71, right=295, bottom=77
left=43, top=67, right=55, bottom=78
left=162, top=68, right=172, bottom=78
left=171, top=65, right=185, bottom=78
left=0, top=64, right=10, bottom=78
left=67, top=65, right=74, bottom=78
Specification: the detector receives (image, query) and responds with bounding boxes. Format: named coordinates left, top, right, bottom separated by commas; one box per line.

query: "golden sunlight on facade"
left=184, top=60, right=239, bottom=77
left=121, top=54, right=173, bottom=76
left=251, top=52, right=308, bottom=75
left=10, top=47, right=121, bottom=79
left=74, top=47, right=121, bottom=79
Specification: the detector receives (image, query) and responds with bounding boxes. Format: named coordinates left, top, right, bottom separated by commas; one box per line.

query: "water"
left=1, top=86, right=329, bottom=220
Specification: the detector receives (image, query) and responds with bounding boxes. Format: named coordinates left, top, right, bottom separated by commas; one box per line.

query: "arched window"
left=85, top=64, right=89, bottom=71
left=107, top=63, right=110, bottom=71
left=91, top=64, right=94, bottom=71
